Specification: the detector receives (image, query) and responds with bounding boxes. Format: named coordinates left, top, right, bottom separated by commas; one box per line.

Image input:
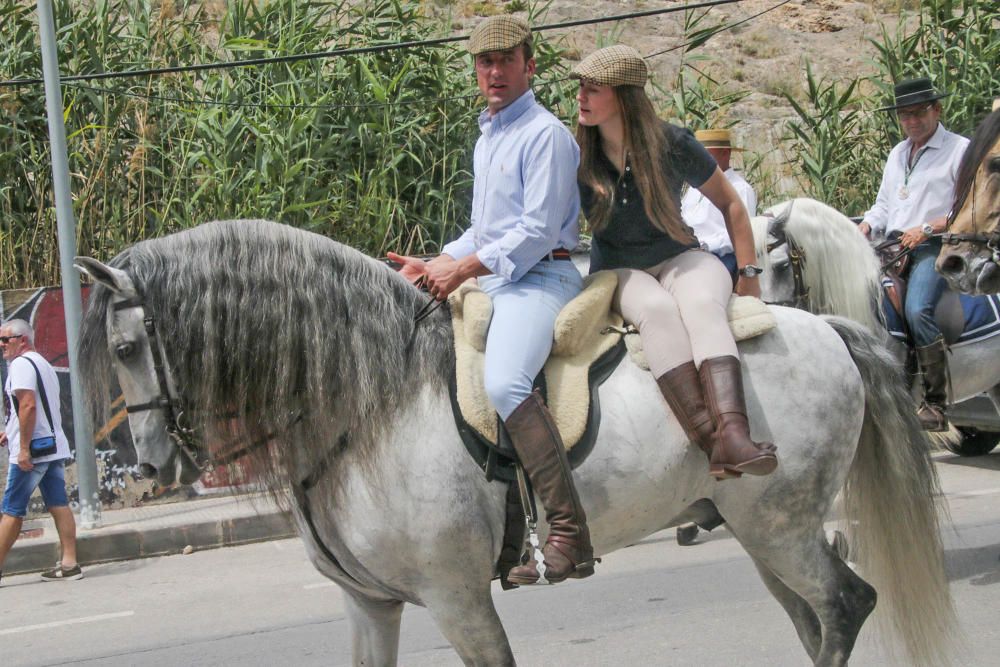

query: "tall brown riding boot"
left=915, top=337, right=950, bottom=432
left=656, top=362, right=716, bottom=456
left=699, top=356, right=778, bottom=480
left=505, top=390, right=597, bottom=586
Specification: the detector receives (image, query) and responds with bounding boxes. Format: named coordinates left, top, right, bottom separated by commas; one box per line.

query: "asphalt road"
left=3, top=451, right=1000, bottom=667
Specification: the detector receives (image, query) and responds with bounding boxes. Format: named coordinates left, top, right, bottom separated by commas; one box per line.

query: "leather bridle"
left=763, top=203, right=810, bottom=310
left=112, top=296, right=203, bottom=469
left=940, top=167, right=1000, bottom=265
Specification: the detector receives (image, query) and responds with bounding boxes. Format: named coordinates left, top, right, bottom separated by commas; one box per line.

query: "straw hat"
left=570, top=45, right=648, bottom=87
left=467, top=16, right=531, bottom=56
left=694, top=128, right=743, bottom=151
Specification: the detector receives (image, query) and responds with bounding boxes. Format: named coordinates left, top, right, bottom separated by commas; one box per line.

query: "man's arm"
left=698, top=168, right=760, bottom=297
left=860, top=158, right=894, bottom=238
left=14, top=387, right=37, bottom=471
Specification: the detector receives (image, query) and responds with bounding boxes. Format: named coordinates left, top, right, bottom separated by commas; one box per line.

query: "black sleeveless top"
left=582, top=122, right=717, bottom=272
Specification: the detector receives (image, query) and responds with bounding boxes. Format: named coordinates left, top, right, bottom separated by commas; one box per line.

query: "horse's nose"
left=937, top=252, right=967, bottom=276
left=139, top=463, right=158, bottom=478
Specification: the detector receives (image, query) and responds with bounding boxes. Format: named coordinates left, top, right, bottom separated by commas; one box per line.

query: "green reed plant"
left=0, top=0, right=573, bottom=289
left=782, top=0, right=999, bottom=216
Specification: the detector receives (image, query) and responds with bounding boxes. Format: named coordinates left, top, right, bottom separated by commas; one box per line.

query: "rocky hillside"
left=448, top=0, right=916, bottom=186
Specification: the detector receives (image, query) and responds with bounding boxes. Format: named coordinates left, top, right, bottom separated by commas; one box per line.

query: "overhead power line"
left=0, top=0, right=748, bottom=89
left=55, top=0, right=791, bottom=113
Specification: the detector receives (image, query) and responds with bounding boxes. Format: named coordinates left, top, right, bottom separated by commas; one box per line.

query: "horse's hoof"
left=676, top=523, right=700, bottom=546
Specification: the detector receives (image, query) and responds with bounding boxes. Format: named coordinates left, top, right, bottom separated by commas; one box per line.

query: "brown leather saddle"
left=877, top=238, right=964, bottom=345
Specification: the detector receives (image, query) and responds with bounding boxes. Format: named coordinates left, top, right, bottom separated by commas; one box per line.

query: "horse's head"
left=75, top=256, right=203, bottom=486
left=937, top=109, right=1000, bottom=294
left=754, top=198, right=885, bottom=333
left=753, top=201, right=808, bottom=309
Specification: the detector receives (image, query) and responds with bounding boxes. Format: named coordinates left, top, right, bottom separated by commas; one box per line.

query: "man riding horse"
left=858, top=77, right=969, bottom=430
left=388, top=16, right=596, bottom=586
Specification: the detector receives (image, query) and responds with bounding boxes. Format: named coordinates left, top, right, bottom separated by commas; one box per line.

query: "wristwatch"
left=921, top=223, right=935, bottom=236
left=738, top=264, right=764, bottom=278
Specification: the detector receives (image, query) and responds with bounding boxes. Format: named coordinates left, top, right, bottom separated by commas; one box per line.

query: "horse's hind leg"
left=749, top=556, right=822, bottom=662
left=739, top=531, right=876, bottom=667
left=344, top=592, right=404, bottom=666
left=422, top=587, right=516, bottom=666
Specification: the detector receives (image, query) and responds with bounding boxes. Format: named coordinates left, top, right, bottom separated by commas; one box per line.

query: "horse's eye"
left=115, top=342, right=136, bottom=360
left=989, top=156, right=1000, bottom=174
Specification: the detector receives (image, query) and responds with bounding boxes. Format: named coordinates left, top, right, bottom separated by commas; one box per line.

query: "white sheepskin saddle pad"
left=449, top=270, right=623, bottom=451
left=450, top=271, right=777, bottom=449
left=623, top=294, right=778, bottom=370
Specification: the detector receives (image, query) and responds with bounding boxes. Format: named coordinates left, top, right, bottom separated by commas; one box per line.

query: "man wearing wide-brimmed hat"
left=859, top=76, right=969, bottom=431
left=681, top=128, right=757, bottom=283
left=388, top=16, right=595, bottom=587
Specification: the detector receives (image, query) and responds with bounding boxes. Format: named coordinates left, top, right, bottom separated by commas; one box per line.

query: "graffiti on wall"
left=1, top=285, right=250, bottom=515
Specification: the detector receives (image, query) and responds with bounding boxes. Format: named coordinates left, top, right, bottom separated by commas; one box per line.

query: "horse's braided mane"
left=950, top=108, right=1000, bottom=228
left=79, top=219, right=454, bottom=490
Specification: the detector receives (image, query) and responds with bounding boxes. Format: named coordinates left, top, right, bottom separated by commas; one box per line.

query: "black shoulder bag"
left=11, top=356, right=59, bottom=459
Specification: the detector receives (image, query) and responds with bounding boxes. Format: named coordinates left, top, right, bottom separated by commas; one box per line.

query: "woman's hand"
left=735, top=274, right=761, bottom=298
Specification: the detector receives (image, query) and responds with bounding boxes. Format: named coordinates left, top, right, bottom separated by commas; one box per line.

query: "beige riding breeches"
left=614, top=249, right=738, bottom=377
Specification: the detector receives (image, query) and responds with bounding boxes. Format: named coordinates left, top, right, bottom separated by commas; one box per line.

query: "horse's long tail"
left=824, top=315, right=959, bottom=667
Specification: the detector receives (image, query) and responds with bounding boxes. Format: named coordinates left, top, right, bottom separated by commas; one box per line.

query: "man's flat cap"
left=468, top=16, right=531, bottom=56
left=571, top=45, right=648, bottom=87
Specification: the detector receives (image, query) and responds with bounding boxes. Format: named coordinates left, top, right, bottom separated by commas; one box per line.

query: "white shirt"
left=680, top=167, right=756, bottom=255
left=864, top=123, right=968, bottom=235
left=3, top=351, right=71, bottom=463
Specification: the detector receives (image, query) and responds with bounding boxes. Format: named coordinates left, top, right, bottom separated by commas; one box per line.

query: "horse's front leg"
left=344, top=592, right=404, bottom=666
left=423, top=585, right=516, bottom=667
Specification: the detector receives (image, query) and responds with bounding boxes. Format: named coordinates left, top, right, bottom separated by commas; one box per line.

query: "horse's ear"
left=74, top=256, right=136, bottom=296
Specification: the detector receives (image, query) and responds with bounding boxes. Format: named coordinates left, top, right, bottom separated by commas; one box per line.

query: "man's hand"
left=387, top=252, right=428, bottom=283
left=900, top=224, right=929, bottom=249
left=735, top=275, right=761, bottom=298
left=424, top=256, right=471, bottom=301
left=18, top=448, right=33, bottom=472
left=858, top=221, right=872, bottom=239
left=0, top=432, right=6, bottom=448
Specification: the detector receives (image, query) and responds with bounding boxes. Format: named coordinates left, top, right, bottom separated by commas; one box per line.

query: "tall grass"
left=0, top=0, right=574, bottom=288
left=782, top=0, right=998, bottom=215
left=1, top=0, right=997, bottom=288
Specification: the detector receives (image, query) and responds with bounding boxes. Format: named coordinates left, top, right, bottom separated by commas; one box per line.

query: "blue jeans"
left=479, top=260, right=583, bottom=420
left=3, top=459, right=69, bottom=518
left=905, top=240, right=948, bottom=347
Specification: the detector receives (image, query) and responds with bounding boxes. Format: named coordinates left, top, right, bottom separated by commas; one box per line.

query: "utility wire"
left=56, top=0, right=789, bottom=113
left=0, top=0, right=747, bottom=89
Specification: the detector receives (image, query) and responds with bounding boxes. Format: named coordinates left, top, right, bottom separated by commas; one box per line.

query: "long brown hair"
left=577, top=85, right=692, bottom=242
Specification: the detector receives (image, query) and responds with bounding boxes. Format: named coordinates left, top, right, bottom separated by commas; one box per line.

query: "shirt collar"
left=478, top=89, right=535, bottom=132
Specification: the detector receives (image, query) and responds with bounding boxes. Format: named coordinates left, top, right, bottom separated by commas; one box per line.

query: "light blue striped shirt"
left=442, top=90, right=580, bottom=282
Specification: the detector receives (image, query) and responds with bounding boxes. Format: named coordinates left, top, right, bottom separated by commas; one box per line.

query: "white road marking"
left=303, top=581, right=337, bottom=590
left=947, top=487, right=1000, bottom=499
left=0, top=611, right=134, bottom=636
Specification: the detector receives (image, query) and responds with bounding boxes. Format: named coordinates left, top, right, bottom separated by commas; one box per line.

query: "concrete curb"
left=6, top=510, right=296, bottom=576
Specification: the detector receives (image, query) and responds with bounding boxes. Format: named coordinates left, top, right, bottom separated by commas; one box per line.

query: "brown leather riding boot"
left=505, top=391, right=597, bottom=586
left=699, top=356, right=778, bottom=480
left=656, top=362, right=777, bottom=458
left=656, top=362, right=716, bottom=456
left=916, top=337, right=950, bottom=432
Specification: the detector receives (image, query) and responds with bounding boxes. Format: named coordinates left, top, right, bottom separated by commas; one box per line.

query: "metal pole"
left=37, top=0, right=101, bottom=528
